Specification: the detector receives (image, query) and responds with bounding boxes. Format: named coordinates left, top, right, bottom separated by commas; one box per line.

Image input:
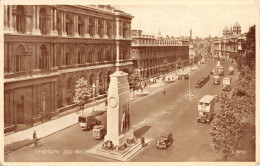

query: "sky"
left=117, top=2, right=256, bottom=38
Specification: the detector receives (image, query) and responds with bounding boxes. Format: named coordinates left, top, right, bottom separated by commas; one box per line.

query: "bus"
left=197, top=95, right=215, bottom=123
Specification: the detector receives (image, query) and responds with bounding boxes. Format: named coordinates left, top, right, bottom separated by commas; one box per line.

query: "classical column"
left=4, top=6, right=8, bottom=30
left=36, top=6, right=40, bottom=30
left=9, top=5, right=13, bottom=31
left=83, top=16, right=90, bottom=38
left=61, top=12, right=67, bottom=37
left=93, top=17, right=99, bottom=38
left=32, top=6, right=36, bottom=31
left=74, top=14, right=79, bottom=37
left=103, top=19, right=108, bottom=39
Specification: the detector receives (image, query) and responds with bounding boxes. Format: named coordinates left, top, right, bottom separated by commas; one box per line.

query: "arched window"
left=16, top=6, right=25, bottom=33
left=39, top=45, right=48, bottom=69
left=15, top=45, right=25, bottom=72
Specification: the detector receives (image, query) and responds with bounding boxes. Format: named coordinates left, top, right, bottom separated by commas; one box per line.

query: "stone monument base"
left=88, top=137, right=152, bottom=161
left=104, top=129, right=134, bottom=147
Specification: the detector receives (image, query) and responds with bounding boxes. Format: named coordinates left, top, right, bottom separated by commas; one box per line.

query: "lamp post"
left=188, top=72, right=191, bottom=98
left=92, top=83, right=96, bottom=113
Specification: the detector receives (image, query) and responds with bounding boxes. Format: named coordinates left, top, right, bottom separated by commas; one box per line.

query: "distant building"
left=213, top=21, right=246, bottom=60
left=4, top=5, right=134, bottom=132
left=130, top=29, right=189, bottom=80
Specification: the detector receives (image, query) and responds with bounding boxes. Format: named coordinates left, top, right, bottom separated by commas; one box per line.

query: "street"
left=5, top=60, right=254, bottom=162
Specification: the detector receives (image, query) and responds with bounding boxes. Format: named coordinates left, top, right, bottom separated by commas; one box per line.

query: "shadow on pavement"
left=4, top=138, right=33, bottom=154
left=134, top=125, right=152, bottom=138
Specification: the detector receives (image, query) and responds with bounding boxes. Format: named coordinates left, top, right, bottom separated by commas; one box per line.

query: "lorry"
left=213, top=76, right=220, bottom=85
left=93, top=125, right=106, bottom=139
left=78, top=113, right=101, bottom=130
left=197, top=95, right=215, bottom=123
left=229, top=66, right=234, bottom=75
left=222, top=77, right=231, bottom=91
left=218, top=66, right=224, bottom=76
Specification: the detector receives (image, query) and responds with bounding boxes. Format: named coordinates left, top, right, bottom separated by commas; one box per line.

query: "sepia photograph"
left=1, top=0, right=258, bottom=164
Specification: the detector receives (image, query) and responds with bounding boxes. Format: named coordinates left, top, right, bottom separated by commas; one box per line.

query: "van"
left=197, top=95, right=215, bottom=123
left=78, top=113, right=101, bottom=130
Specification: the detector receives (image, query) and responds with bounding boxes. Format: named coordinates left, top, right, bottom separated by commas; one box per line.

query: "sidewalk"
left=4, top=102, right=107, bottom=153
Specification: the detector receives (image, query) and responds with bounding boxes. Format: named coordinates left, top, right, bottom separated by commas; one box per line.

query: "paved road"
left=5, top=60, right=254, bottom=162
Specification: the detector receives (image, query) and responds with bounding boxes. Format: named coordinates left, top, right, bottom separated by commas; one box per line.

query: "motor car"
left=213, top=76, right=220, bottom=85
left=156, top=132, right=173, bottom=149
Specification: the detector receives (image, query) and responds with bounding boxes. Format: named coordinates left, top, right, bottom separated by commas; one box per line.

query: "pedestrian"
left=163, top=90, right=166, bottom=96
left=32, top=130, right=38, bottom=148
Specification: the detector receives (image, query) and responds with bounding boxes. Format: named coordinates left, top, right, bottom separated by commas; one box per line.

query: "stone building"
left=130, top=29, right=189, bottom=80
left=4, top=5, right=134, bottom=132
left=213, top=21, right=246, bottom=60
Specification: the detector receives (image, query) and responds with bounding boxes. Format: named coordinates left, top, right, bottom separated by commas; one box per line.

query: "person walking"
left=163, top=90, right=166, bottom=96
left=32, top=131, right=38, bottom=148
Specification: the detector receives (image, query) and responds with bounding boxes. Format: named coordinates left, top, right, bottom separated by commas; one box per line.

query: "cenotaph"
left=104, top=70, right=134, bottom=146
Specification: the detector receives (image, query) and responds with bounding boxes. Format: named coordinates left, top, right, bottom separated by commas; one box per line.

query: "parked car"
left=156, top=132, right=173, bottom=149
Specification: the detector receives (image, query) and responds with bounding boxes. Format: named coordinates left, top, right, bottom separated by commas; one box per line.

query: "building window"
left=39, top=45, right=48, bottom=69
left=98, top=51, right=102, bottom=62
left=15, top=55, right=22, bottom=72
left=42, top=91, right=46, bottom=112
left=16, top=6, right=25, bottom=33
left=123, top=51, right=127, bottom=60
left=67, top=78, right=73, bottom=91
left=89, top=52, right=93, bottom=63
left=65, top=53, right=70, bottom=65
left=15, top=45, right=25, bottom=72
left=98, top=20, right=103, bottom=37
left=39, top=8, right=48, bottom=35
left=106, top=51, right=110, bottom=61
left=78, top=51, right=84, bottom=64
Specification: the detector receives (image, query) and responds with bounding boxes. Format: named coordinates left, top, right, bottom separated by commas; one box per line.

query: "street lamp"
left=188, top=72, right=191, bottom=98
left=92, top=83, right=96, bottom=113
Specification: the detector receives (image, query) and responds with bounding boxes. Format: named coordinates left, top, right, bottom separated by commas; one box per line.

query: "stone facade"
left=4, top=5, right=134, bottom=132
left=213, top=21, right=246, bottom=60
left=130, top=29, right=189, bottom=80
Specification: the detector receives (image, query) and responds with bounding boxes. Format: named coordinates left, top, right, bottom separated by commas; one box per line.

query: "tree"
left=129, top=70, right=142, bottom=97
left=160, top=58, right=170, bottom=75
left=210, top=93, right=243, bottom=161
left=73, top=77, right=92, bottom=110
left=243, top=25, right=255, bottom=70
left=210, top=25, right=256, bottom=161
